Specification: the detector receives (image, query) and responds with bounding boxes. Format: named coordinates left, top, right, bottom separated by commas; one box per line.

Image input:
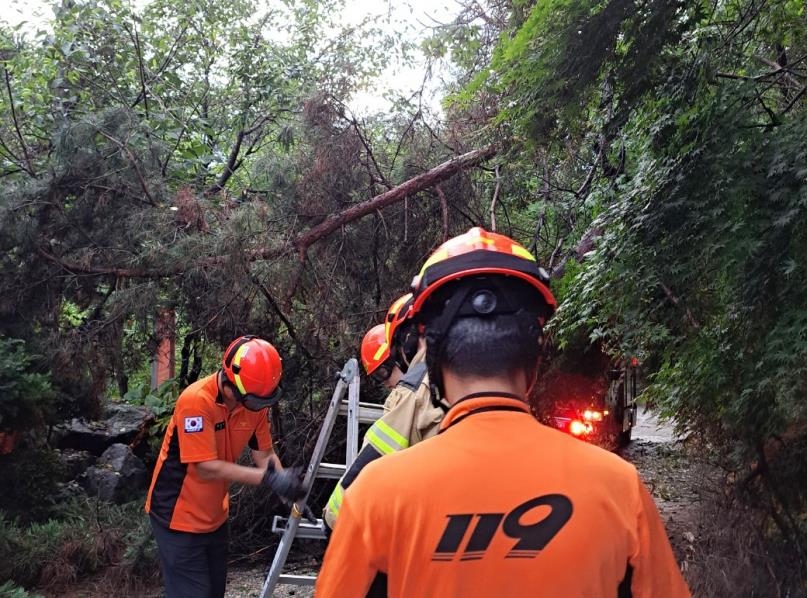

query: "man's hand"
left=261, top=464, right=306, bottom=501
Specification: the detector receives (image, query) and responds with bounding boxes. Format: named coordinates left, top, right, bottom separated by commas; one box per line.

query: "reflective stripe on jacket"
left=323, top=347, right=445, bottom=529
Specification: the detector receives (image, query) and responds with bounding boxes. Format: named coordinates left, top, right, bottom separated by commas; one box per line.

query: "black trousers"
left=150, top=516, right=229, bottom=598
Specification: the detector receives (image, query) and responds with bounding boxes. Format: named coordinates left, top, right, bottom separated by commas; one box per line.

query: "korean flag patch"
left=184, top=416, right=204, bottom=433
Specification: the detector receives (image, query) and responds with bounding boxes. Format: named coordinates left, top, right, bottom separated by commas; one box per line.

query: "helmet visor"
left=370, top=361, right=393, bottom=384
left=241, top=386, right=283, bottom=411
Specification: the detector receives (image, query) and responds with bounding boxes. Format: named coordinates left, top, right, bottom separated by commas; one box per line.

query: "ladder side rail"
left=345, top=366, right=361, bottom=466
left=258, top=359, right=358, bottom=598
left=306, top=358, right=358, bottom=484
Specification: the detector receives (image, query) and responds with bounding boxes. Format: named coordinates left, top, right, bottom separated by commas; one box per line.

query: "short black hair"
left=427, top=311, right=543, bottom=380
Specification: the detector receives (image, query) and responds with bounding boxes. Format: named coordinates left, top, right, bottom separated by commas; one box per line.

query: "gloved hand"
left=301, top=503, right=318, bottom=524
left=260, top=464, right=306, bottom=501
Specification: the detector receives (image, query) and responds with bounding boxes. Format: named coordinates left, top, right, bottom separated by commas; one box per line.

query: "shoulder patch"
left=184, top=416, right=204, bottom=433
left=397, top=362, right=428, bottom=391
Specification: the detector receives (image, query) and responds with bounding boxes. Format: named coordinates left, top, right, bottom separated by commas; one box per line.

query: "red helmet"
left=410, top=227, right=556, bottom=320
left=221, top=336, right=282, bottom=398
left=360, top=324, right=388, bottom=375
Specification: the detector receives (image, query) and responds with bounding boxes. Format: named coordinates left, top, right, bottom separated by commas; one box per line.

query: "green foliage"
left=0, top=0, right=408, bottom=424
left=0, top=499, right=157, bottom=592
left=0, top=580, right=42, bottom=598
left=123, top=377, right=180, bottom=452
left=0, top=445, right=63, bottom=523
left=0, top=338, right=54, bottom=432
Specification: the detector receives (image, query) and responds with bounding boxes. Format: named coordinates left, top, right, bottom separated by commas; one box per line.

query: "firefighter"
left=359, top=323, right=402, bottom=389
left=146, top=336, right=305, bottom=598
left=316, top=228, right=690, bottom=597
left=323, top=293, right=447, bottom=532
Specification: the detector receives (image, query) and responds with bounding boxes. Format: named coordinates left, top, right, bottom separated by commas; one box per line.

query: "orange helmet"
left=360, top=293, right=416, bottom=380
left=360, top=324, right=388, bottom=376
left=221, top=336, right=283, bottom=410
left=410, top=227, right=556, bottom=320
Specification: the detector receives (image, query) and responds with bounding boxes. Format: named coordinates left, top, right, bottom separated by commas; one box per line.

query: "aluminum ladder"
left=258, top=357, right=384, bottom=597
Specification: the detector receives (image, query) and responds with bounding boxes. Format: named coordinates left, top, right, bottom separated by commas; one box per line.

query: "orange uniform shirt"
left=145, top=373, right=273, bottom=533
left=317, top=395, right=690, bottom=598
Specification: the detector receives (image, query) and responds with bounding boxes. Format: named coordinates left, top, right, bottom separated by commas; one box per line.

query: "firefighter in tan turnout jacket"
left=323, top=293, right=447, bottom=530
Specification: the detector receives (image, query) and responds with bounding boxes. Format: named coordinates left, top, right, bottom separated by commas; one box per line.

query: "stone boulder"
left=57, top=448, right=97, bottom=481
left=80, top=443, right=148, bottom=504
left=54, top=403, right=154, bottom=455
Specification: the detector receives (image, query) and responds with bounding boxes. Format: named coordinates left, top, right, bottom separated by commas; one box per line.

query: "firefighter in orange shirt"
left=146, top=336, right=305, bottom=598
left=323, top=294, right=447, bottom=531
left=317, top=228, right=690, bottom=597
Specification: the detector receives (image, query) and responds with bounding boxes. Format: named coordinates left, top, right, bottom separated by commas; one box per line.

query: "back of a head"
left=426, top=279, right=545, bottom=380
left=410, top=228, right=556, bottom=395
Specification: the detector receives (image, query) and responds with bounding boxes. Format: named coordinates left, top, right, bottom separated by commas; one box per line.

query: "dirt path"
left=618, top=409, right=715, bottom=584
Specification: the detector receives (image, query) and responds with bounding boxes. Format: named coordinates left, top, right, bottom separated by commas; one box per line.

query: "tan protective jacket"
left=324, top=346, right=445, bottom=529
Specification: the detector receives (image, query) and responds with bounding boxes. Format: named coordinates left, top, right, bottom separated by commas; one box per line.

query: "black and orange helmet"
left=221, top=336, right=283, bottom=410
left=411, top=227, right=556, bottom=321
left=360, top=293, right=416, bottom=380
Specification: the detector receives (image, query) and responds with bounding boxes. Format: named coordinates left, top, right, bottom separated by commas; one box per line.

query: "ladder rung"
left=278, top=574, right=316, bottom=586
left=317, top=462, right=346, bottom=478
left=339, top=400, right=384, bottom=424
left=272, top=516, right=328, bottom=540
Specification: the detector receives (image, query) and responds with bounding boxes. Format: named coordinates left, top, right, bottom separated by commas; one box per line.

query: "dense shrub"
left=0, top=338, right=54, bottom=433
left=0, top=445, right=63, bottom=523
left=0, top=499, right=158, bottom=593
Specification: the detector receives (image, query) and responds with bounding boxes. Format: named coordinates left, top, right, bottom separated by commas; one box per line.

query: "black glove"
left=301, top=503, right=318, bottom=524
left=261, top=464, right=306, bottom=501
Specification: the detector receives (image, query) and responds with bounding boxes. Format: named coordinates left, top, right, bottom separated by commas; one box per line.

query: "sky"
left=0, top=0, right=461, bottom=115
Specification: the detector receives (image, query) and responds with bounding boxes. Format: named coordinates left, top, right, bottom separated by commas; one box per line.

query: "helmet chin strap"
left=424, top=283, right=476, bottom=404
left=429, top=383, right=450, bottom=413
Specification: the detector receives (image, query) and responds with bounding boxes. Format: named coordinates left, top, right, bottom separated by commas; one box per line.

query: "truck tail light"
left=583, top=410, right=604, bottom=422
left=569, top=420, right=589, bottom=436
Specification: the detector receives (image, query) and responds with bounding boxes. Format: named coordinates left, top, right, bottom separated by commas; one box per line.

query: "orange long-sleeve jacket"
left=316, top=394, right=690, bottom=598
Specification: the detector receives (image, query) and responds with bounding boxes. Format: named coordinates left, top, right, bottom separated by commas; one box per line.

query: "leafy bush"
left=0, top=338, right=55, bottom=433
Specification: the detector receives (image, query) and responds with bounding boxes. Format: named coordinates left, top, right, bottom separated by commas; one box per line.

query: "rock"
left=57, top=448, right=97, bottom=480
left=53, top=403, right=154, bottom=455
left=80, top=443, right=148, bottom=504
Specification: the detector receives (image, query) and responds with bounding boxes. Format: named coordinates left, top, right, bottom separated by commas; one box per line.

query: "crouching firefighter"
left=316, top=227, right=690, bottom=597
left=323, top=293, right=448, bottom=533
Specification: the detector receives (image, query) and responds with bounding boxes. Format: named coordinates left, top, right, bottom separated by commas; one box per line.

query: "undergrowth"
left=0, top=498, right=159, bottom=595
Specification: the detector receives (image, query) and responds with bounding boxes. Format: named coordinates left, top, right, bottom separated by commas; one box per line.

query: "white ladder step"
left=316, top=462, right=346, bottom=478
left=339, top=400, right=384, bottom=424
left=272, top=516, right=327, bottom=540
left=278, top=574, right=316, bottom=586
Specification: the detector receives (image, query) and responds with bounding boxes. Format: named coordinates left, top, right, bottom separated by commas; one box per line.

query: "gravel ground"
left=225, top=561, right=317, bottom=598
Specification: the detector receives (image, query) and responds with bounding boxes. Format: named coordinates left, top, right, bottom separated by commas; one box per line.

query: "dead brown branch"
left=489, top=164, right=500, bottom=232
left=292, top=144, right=496, bottom=253
left=39, top=145, right=497, bottom=279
